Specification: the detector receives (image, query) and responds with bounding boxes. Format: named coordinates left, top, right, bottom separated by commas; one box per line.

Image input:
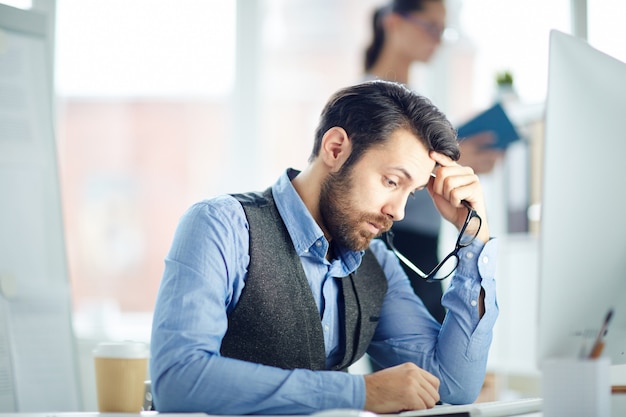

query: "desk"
left=0, top=412, right=542, bottom=417
left=0, top=411, right=540, bottom=417
left=0, top=413, right=167, bottom=417
left=1, top=395, right=624, bottom=417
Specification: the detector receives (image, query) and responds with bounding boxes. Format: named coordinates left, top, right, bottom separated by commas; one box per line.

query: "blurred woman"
left=364, top=0, right=503, bottom=325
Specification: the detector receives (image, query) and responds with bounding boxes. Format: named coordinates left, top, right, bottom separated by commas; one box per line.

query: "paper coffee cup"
left=93, top=341, right=149, bottom=413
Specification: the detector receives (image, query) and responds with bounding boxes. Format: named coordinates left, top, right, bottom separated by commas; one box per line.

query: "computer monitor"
left=537, top=30, right=626, bottom=366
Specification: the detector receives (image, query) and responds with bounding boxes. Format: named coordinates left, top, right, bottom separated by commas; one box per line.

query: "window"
left=54, top=0, right=602, bottom=345
left=54, top=0, right=379, bottom=341
left=588, top=0, right=626, bottom=63
left=55, top=0, right=236, bottom=340
left=460, top=0, right=571, bottom=107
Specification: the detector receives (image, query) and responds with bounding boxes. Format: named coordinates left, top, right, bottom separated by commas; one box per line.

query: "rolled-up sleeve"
left=367, top=238, right=499, bottom=405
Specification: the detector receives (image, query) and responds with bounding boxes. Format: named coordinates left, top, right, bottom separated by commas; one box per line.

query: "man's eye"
left=385, top=178, right=398, bottom=188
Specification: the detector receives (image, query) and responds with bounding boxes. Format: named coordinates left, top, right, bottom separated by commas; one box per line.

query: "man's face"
left=319, top=128, right=435, bottom=251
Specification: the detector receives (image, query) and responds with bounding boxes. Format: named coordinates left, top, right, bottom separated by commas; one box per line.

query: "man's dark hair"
left=309, top=80, right=460, bottom=171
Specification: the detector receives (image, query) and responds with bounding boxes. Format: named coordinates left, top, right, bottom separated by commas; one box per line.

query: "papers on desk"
left=399, top=397, right=543, bottom=416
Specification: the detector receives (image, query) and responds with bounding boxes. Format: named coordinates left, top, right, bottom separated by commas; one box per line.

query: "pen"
left=588, top=308, right=614, bottom=359
left=612, top=385, right=626, bottom=394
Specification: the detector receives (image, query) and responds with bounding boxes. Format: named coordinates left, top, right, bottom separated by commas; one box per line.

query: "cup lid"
left=93, top=341, right=149, bottom=359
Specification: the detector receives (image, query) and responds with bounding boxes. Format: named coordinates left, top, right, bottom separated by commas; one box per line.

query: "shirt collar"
left=271, top=169, right=363, bottom=273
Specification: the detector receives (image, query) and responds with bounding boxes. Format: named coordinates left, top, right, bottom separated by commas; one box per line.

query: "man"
left=150, top=80, right=498, bottom=415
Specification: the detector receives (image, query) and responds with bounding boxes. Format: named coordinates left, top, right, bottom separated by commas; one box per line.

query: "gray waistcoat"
left=220, top=188, right=388, bottom=371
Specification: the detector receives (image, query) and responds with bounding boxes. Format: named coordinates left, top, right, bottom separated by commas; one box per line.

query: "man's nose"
left=383, top=196, right=406, bottom=222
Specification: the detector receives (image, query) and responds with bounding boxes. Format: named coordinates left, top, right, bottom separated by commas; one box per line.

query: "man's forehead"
left=366, top=130, right=436, bottom=183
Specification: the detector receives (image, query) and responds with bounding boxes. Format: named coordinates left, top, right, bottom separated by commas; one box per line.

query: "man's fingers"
left=364, top=363, right=440, bottom=414
left=430, top=150, right=456, bottom=167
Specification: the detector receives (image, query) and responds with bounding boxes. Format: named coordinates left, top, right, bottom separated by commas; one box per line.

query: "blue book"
left=456, top=102, right=521, bottom=149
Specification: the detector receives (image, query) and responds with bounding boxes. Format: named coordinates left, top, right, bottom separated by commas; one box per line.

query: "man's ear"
left=320, top=126, right=351, bottom=172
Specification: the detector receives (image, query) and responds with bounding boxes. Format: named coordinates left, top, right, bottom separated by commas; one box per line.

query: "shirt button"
left=466, top=252, right=474, bottom=259
left=324, top=325, right=330, bottom=332
left=471, top=300, right=478, bottom=307
left=315, top=241, right=322, bottom=247
left=482, top=256, right=489, bottom=264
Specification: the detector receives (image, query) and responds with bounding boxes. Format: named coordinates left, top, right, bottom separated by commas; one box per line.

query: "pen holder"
left=542, top=357, right=611, bottom=417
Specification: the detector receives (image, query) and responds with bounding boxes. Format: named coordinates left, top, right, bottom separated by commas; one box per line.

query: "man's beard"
left=319, top=168, right=393, bottom=252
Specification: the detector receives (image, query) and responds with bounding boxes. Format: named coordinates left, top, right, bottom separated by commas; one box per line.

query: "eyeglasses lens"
left=458, top=214, right=481, bottom=247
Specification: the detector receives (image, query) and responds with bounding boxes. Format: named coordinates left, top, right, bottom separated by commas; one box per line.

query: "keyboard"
left=398, top=397, right=543, bottom=417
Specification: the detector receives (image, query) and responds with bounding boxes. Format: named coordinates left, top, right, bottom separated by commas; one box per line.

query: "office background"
left=2, top=0, right=625, bottom=411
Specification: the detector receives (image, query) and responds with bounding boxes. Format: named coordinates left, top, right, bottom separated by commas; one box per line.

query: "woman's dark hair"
left=364, top=0, right=442, bottom=72
left=309, top=80, right=459, bottom=170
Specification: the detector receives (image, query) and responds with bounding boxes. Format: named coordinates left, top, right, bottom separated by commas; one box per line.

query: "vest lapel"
left=332, top=250, right=388, bottom=371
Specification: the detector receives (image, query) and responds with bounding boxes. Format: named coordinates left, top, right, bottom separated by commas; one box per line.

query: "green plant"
left=496, top=70, right=514, bottom=86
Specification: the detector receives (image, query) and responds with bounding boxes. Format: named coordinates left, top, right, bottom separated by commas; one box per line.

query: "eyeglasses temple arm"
left=388, top=244, right=428, bottom=278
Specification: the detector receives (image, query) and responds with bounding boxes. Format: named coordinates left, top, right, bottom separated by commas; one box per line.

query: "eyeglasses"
left=385, top=200, right=482, bottom=282
left=400, top=13, right=445, bottom=42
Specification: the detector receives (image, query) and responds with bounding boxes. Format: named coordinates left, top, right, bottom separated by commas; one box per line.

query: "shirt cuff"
left=455, top=237, right=498, bottom=283
left=452, top=237, right=499, bottom=325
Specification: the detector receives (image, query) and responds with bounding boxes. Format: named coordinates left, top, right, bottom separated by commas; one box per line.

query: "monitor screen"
left=537, top=30, right=626, bottom=366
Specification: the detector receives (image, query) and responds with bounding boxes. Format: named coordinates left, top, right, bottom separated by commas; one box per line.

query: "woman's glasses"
left=385, top=200, right=482, bottom=282
left=400, top=14, right=445, bottom=42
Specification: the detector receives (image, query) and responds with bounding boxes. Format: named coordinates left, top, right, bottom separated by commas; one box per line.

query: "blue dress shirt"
left=150, top=169, right=499, bottom=415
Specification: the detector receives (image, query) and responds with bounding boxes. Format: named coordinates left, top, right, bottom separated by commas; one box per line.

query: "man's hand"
left=458, top=132, right=504, bottom=174
left=363, top=362, right=440, bottom=414
left=427, top=152, right=490, bottom=244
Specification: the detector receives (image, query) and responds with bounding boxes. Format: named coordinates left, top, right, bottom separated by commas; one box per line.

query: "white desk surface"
left=0, top=413, right=181, bottom=417
left=0, top=412, right=543, bottom=417
left=5, top=395, right=625, bottom=417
